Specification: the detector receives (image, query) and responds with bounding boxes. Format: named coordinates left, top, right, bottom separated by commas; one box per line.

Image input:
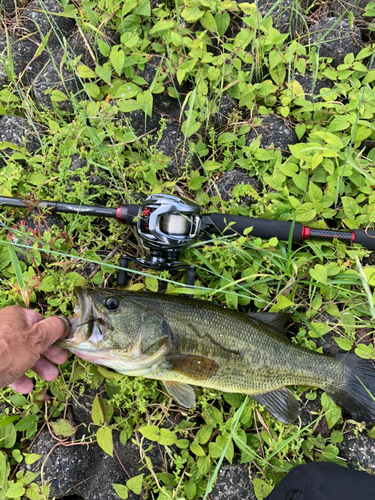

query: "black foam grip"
left=204, top=213, right=303, bottom=241
left=126, top=204, right=139, bottom=226
left=353, top=229, right=375, bottom=250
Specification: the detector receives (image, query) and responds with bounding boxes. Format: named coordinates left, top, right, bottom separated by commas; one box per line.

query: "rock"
left=22, top=0, right=76, bottom=45
left=330, top=0, right=374, bottom=23
left=256, top=0, right=303, bottom=35
left=32, top=49, right=83, bottom=112
left=209, top=463, right=256, bottom=500
left=135, top=54, right=167, bottom=86
left=210, top=93, right=238, bottom=128
left=214, top=168, right=262, bottom=206
left=0, top=35, right=47, bottom=89
left=338, top=426, right=375, bottom=471
left=294, top=72, right=334, bottom=102
left=0, top=115, right=43, bottom=165
left=246, top=115, right=298, bottom=156
left=1, top=0, right=24, bottom=14
left=23, top=429, right=152, bottom=499
left=303, top=18, right=363, bottom=66
left=153, top=122, right=197, bottom=178
left=23, top=386, right=165, bottom=499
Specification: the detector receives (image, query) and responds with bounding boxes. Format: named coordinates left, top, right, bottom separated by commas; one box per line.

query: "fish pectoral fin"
left=167, top=354, right=219, bottom=380
left=253, top=387, right=300, bottom=424
left=163, top=381, right=196, bottom=408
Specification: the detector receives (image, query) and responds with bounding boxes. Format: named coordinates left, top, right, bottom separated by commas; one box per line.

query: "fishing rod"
left=1, top=194, right=374, bottom=284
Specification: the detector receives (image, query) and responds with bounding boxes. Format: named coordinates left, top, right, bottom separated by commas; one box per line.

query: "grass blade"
left=8, top=244, right=28, bottom=307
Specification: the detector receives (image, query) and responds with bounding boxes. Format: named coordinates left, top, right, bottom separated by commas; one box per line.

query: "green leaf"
left=50, top=89, right=67, bottom=102
left=355, top=344, right=375, bottom=359
left=5, top=480, right=25, bottom=498
left=295, top=123, right=306, bottom=140
left=110, top=47, right=125, bottom=76
left=196, top=425, right=213, bottom=445
left=139, top=425, right=159, bottom=441
left=330, top=430, right=343, bottom=443
left=333, top=337, right=353, bottom=351
left=158, top=428, right=177, bottom=446
left=144, top=276, right=158, bottom=292
left=96, top=427, right=113, bottom=457
left=134, top=0, right=150, bottom=16
left=197, top=455, right=211, bottom=475
left=190, top=441, right=206, bottom=456
left=215, top=12, right=230, bottom=36
left=292, top=171, right=308, bottom=191
left=0, top=451, right=9, bottom=500
left=274, top=294, right=294, bottom=310
left=98, top=39, right=111, bottom=57
left=8, top=245, right=28, bottom=307
left=181, top=7, right=204, bottom=22
left=24, top=454, right=42, bottom=466
left=208, top=442, right=224, bottom=459
left=0, top=416, right=20, bottom=427
left=126, top=474, right=143, bottom=495
left=92, top=395, right=104, bottom=425
left=253, top=478, right=273, bottom=500
left=149, top=19, right=174, bottom=34
left=184, top=481, right=196, bottom=500
left=218, top=132, right=237, bottom=145
left=295, top=202, right=316, bottom=223
left=0, top=423, right=16, bottom=448
left=26, top=172, right=49, bottom=186
left=77, top=65, right=96, bottom=78
left=223, top=393, right=245, bottom=408
left=112, top=484, right=128, bottom=499
left=200, top=12, right=217, bottom=33
left=95, top=63, right=112, bottom=84
left=9, top=394, right=27, bottom=406
left=50, top=419, right=76, bottom=438
left=309, top=264, right=328, bottom=286
left=321, top=393, right=341, bottom=428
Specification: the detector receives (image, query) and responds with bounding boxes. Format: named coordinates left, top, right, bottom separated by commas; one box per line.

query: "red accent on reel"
left=351, top=231, right=355, bottom=243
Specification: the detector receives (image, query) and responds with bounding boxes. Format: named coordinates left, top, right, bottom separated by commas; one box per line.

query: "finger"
left=32, top=357, right=59, bottom=382
left=24, top=308, right=44, bottom=326
left=28, top=317, right=69, bottom=354
left=9, top=375, right=34, bottom=394
left=43, top=345, right=69, bottom=365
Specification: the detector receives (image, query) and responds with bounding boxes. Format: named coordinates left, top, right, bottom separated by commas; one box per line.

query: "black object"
left=1, top=194, right=375, bottom=274
left=265, top=462, right=375, bottom=500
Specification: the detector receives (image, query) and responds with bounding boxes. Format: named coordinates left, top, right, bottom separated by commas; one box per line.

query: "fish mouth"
left=55, top=287, right=106, bottom=350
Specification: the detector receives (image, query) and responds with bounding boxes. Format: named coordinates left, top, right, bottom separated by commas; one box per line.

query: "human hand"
left=0, top=305, right=69, bottom=393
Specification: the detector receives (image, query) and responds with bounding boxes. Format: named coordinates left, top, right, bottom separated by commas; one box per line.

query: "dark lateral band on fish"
left=55, top=287, right=375, bottom=425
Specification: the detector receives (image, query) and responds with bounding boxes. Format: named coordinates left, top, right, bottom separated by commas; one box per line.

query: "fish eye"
left=105, top=297, right=119, bottom=311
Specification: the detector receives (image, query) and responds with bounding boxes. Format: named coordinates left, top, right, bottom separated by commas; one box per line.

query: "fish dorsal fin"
left=247, top=312, right=291, bottom=336
left=167, top=354, right=219, bottom=380
left=163, top=381, right=196, bottom=408
left=252, top=387, right=300, bottom=424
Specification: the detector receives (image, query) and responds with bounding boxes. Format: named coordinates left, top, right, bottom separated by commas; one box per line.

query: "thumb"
left=28, top=316, right=69, bottom=354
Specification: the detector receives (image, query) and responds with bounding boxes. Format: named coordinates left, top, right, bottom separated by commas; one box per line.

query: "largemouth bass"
left=56, top=287, right=375, bottom=424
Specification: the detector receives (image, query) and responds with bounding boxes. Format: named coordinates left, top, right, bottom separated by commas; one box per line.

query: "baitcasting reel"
left=117, top=194, right=201, bottom=286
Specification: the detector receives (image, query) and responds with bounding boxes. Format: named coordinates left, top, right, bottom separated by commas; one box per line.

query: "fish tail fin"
left=326, top=354, right=375, bottom=423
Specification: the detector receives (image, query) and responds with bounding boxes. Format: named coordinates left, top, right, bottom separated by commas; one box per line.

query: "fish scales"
left=131, top=294, right=343, bottom=394
left=56, top=287, right=375, bottom=424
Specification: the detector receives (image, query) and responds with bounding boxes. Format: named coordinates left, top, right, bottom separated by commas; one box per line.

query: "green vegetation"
left=0, top=0, right=375, bottom=498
